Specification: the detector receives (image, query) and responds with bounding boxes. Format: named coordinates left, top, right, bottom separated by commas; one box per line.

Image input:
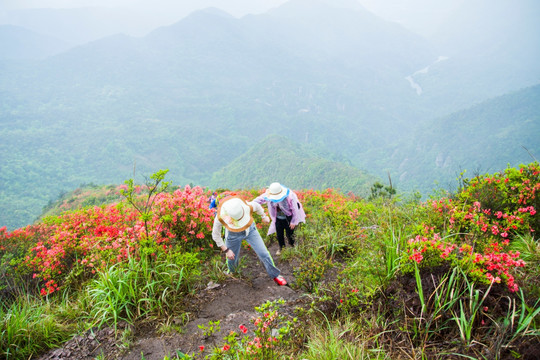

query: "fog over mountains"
left=0, top=0, right=539, bottom=229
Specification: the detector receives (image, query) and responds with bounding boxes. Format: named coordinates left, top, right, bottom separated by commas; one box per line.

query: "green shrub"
left=293, top=250, right=332, bottom=293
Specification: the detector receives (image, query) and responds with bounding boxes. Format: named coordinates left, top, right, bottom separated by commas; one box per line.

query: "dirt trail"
left=38, top=243, right=300, bottom=360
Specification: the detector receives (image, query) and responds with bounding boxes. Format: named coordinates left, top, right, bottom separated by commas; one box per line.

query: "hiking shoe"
left=273, top=275, right=287, bottom=286
left=276, top=249, right=281, bottom=256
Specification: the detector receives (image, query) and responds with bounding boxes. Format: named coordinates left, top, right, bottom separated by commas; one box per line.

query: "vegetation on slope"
left=1, top=163, right=539, bottom=359
left=3, top=1, right=538, bottom=231
left=210, top=134, right=378, bottom=196
left=393, top=84, right=540, bottom=193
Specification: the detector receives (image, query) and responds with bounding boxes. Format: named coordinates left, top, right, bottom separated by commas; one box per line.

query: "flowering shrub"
left=455, top=162, right=539, bottom=236
left=403, top=163, right=538, bottom=292
left=404, top=233, right=525, bottom=292
left=1, top=224, right=51, bottom=262
left=404, top=233, right=458, bottom=269
left=25, top=204, right=141, bottom=295
left=154, top=185, right=216, bottom=252
left=1, top=224, right=54, bottom=294
left=197, top=299, right=296, bottom=359
left=3, top=180, right=218, bottom=296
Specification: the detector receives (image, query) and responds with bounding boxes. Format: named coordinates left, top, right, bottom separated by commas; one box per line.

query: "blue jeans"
left=225, top=223, right=280, bottom=279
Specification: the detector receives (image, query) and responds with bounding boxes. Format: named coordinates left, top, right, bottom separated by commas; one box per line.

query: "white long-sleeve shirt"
left=211, top=201, right=268, bottom=248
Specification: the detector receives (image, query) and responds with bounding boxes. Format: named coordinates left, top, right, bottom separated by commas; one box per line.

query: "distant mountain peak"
left=193, top=7, right=235, bottom=19
left=269, top=0, right=367, bottom=16
left=317, top=0, right=366, bottom=11
left=145, top=6, right=238, bottom=42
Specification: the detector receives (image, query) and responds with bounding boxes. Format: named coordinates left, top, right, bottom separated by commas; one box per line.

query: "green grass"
left=86, top=252, right=196, bottom=329
left=2, top=169, right=540, bottom=359
left=300, top=317, right=390, bottom=360
left=0, top=297, right=71, bottom=359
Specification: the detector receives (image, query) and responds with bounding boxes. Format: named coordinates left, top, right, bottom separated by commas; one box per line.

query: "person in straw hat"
left=211, top=195, right=288, bottom=286
left=254, top=182, right=306, bottom=256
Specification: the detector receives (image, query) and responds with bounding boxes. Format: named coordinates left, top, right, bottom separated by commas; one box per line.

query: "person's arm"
left=250, top=202, right=270, bottom=223
left=211, top=216, right=235, bottom=259
left=211, top=216, right=226, bottom=249
left=253, top=194, right=268, bottom=205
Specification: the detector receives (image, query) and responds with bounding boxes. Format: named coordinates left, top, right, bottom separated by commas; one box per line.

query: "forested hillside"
left=0, top=0, right=539, bottom=229
left=391, top=84, right=540, bottom=192
left=0, top=1, right=433, bottom=229
left=209, top=135, right=378, bottom=195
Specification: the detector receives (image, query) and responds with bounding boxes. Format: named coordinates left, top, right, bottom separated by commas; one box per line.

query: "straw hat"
left=264, top=182, right=290, bottom=202
left=217, top=196, right=253, bottom=232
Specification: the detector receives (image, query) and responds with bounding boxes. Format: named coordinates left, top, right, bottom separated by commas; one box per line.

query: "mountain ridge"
left=0, top=24, right=71, bottom=59
left=0, top=0, right=538, bottom=229
left=391, top=84, right=540, bottom=192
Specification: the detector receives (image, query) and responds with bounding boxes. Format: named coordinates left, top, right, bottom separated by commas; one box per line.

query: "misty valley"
left=0, top=0, right=538, bottom=230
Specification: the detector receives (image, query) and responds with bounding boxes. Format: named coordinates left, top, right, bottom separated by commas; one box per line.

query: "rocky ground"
left=37, top=242, right=301, bottom=360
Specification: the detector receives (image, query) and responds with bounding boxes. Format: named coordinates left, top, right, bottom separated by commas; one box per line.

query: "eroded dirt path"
left=38, top=243, right=300, bottom=360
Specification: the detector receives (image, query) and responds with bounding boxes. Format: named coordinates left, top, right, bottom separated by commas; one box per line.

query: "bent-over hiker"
left=211, top=196, right=288, bottom=286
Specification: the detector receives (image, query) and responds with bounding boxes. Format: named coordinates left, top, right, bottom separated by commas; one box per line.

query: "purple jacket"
left=254, top=190, right=306, bottom=235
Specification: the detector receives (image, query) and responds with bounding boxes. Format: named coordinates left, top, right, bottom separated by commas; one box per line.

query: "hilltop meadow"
left=1, top=162, right=539, bottom=359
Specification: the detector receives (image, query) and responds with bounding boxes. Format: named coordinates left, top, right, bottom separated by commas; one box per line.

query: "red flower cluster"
left=410, top=163, right=538, bottom=291
left=406, top=233, right=526, bottom=292
left=153, top=185, right=215, bottom=250
left=467, top=245, right=525, bottom=292
left=3, top=185, right=216, bottom=296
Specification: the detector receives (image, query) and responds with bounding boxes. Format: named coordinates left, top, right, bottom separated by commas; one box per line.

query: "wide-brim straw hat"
left=217, top=196, right=253, bottom=232
left=264, top=182, right=290, bottom=203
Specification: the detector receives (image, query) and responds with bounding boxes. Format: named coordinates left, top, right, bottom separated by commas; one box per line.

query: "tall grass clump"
left=86, top=251, right=200, bottom=329
left=0, top=297, right=71, bottom=359
left=510, top=234, right=540, bottom=297
left=300, top=317, right=389, bottom=360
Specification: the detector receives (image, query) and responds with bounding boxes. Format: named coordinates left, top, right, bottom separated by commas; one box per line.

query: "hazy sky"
left=2, top=0, right=288, bottom=15
left=0, top=0, right=465, bottom=37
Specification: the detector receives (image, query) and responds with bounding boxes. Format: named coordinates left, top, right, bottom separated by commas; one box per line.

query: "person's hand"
left=289, top=223, right=296, bottom=230
left=262, top=216, right=270, bottom=224
left=226, top=249, right=235, bottom=260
